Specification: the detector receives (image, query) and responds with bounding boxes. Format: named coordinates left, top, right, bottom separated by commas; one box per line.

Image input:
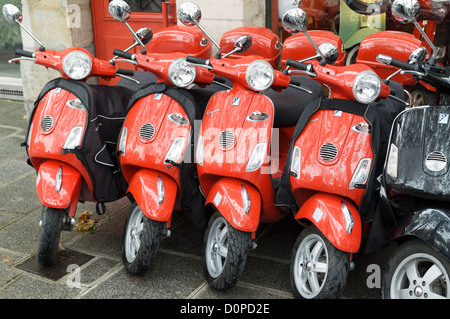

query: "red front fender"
left=127, top=169, right=178, bottom=222
left=35, top=160, right=82, bottom=210
left=294, top=193, right=362, bottom=253
left=206, top=178, right=261, bottom=232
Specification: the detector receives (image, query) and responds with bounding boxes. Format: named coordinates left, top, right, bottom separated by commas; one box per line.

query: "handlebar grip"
left=113, top=49, right=134, bottom=60
left=186, top=55, right=208, bottom=66
left=213, top=75, right=226, bottom=84
left=15, top=49, right=34, bottom=58
left=286, top=58, right=310, bottom=71
left=376, top=54, right=418, bottom=71
left=117, top=68, right=134, bottom=76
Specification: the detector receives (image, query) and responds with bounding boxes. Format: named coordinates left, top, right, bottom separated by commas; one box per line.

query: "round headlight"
left=168, top=57, right=196, bottom=88
left=245, top=60, right=274, bottom=92
left=352, top=70, right=381, bottom=104
left=62, top=51, right=92, bottom=80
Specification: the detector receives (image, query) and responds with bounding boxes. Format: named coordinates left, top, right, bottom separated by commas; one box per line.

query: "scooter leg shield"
left=294, top=193, right=362, bottom=253
left=127, top=169, right=177, bottom=222
left=35, top=160, right=82, bottom=209
left=206, top=178, right=261, bottom=233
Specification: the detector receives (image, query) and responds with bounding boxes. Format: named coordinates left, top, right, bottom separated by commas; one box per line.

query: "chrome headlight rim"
left=168, top=57, right=197, bottom=88
left=245, top=60, right=274, bottom=92
left=352, top=70, right=381, bottom=104
left=62, top=51, right=92, bottom=80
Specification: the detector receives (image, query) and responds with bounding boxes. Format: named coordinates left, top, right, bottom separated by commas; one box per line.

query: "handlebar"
left=15, top=49, right=34, bottom=58
left=186, top=55, right=210, bottom=66
left=116, top=68, right=134, bottom=76
left=376, top=54, right=419, bottom=71
left=113, top=49, right=135, bottom=60
left=285, top=58, right=311, bottom=72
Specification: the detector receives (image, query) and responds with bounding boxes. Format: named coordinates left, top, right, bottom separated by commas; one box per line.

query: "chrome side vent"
left=139, top=123, right=155, bottom=140
left=319, top=143, right=338, bottom=162
left=425, top=151, right=447, bottom=172
left=218, top=130, right=235, bottom=148
left=40, top=115, right=54, bottom=132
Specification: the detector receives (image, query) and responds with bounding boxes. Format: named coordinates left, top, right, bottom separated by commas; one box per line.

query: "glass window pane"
left=128, top=0, right=165, bottom=13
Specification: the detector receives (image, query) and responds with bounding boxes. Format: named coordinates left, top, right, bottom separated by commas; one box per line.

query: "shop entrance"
left=91, top=0, right=176, bottom=85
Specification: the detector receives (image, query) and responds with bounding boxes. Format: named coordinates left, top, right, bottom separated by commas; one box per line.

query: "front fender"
left=394, top=207, right=450, bottom=262
left=206, top=178, right=261, bottom=232
left=35, top=160, right=82, bottom=209
left=294, top=193, right=362, bottom=253
left=127, top=169, right=177, bottom=222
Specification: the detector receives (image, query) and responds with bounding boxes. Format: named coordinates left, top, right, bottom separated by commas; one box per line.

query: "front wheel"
left=290, top=224, right=350, bottom=299
left=202, top=211, right=252, bottom=291
left=382, top=239, right=450, bottom=299
left=122, top=203, right=164, bottom=276
left=37, top=206, right=66, bottom=266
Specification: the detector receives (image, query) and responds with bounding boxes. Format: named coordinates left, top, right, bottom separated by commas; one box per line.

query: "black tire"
left=122, top=203, right=164, bottom=276
left=202, top=211, right=252, bottom=291
left=407, top=84, right=436, bottom=107
left=37, top=206, right=65, bottom=266
left=382, top=239, right=450, bottom=299
left=290, top=224, right=350, bottom=299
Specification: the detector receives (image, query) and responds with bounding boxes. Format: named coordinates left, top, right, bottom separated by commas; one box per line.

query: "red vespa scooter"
left=2, top=3, right=142, bottom=265
left=178, top=2, right=325, bottom=291
left=108, top=0, right=226, bottom=276
left=276, top=8, right=407, bottom=299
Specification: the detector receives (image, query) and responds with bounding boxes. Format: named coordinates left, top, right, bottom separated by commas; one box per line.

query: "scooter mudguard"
left=294, top=193, right=362, bottom=253
left=35, top=160, right=82, bottom=210
left=127, top=169, right=177, bottom=222
left=206, top=178, right=261, bottom=233
left=394, top=207, right=450, bottom=262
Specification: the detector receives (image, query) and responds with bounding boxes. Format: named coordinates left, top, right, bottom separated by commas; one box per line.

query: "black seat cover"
left=265, top=75, right=323, bottom=127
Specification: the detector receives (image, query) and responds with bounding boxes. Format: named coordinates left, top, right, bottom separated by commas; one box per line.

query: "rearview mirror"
left=108, top=0, right=131, bottom=22
left=2, top=3, right=22, bottom=24
left=177, top=2, right=202, bottom=26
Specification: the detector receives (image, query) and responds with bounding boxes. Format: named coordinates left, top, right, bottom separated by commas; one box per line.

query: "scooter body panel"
left=35, top=160, right=82, bottom=210
left=127, top=169, right=177, bottom=222
left=198, top=88, right=283, bottom=223
left=206, top=178, right=261, bottom=232
left=120, top=92, right=191, bottom=189
left=290, top=108, right=373, bottom=206
left=27, top=87, right=93, bottom=197
left=294, top=193, right=362, bottom=253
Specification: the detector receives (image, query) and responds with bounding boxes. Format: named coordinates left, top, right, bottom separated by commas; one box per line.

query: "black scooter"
left=376, top=0, right=450, bottom=299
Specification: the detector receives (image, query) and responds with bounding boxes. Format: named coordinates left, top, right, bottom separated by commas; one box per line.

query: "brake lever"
left=112, top=58, right=138, bottom=65
left=116, top=74, right=140, bottom=84
left=288, top=69, right=317, bottom=78
left=9, top=57, right=36, bottom=63
left=186, top=62, right=213, bottom=70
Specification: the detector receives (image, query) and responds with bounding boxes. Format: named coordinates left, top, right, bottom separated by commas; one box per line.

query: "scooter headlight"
left=349, top=158, right=372, bottom=189
left=246, top=60, right=274, bottom=92
left=352, top=70, right=381, bottom=104
left=63, top=51, right=92, bottom=80
left=196, top=135, right=204, bottom=166
left=246, top=143, right=267, bottom=172
left=63, top=126, right=83, bottom=150
left=290, top=146, right=301, bottom=179
left=386, top=143, right=398, bottom=179
left=168, top=57, right=196, bottom=88
left=118, top=127, right=127, bottom=156
left=164, top=137, right=185, bottom=164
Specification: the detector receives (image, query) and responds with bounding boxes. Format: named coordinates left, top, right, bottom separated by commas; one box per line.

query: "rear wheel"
left=203, top=211, right=251, bottom=291
left=122, top=203, right=164, bottom=276
left=382, top=239, right=450, bottom=299
left=37, top=206, right=66, bottom=266
left=290, top=224, right=350, bottom=299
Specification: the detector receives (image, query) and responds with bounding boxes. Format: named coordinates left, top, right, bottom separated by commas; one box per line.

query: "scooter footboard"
left=206, top=178, right=261, bottom=232
left=127, top=169, right=177, bottom=222
left=36, top=160, right=82, bottom=210
left=294, top=193, right=362, bottom=253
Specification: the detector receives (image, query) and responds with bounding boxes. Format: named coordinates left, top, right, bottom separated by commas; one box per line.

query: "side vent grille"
left=139, top=123, right=155, bottom=140
left=319, top=143, right=338, bottom=162
left=40, top=115, right=54, bottom=132
left=218, top=130, right=235, bottom=148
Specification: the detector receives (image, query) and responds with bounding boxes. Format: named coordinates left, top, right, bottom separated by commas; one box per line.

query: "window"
left=0, top=0, right=22, bottom=78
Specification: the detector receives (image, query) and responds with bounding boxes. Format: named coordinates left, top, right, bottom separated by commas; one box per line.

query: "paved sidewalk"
left=0, top=99, right=394, bottom=303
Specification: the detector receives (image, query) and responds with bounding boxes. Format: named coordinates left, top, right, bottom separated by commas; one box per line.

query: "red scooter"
left=108, top=0, right=226, bottom=276
left=276, top=8, right=407, bottom=299
left=178, top=2, right=325, bottom=291
left=2, top=3, right=142, bottom=265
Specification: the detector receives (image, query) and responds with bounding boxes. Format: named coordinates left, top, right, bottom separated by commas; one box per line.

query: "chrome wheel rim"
left=205, top=216, right=229, bottom=278
left=390, top=253, right=450, bottom=299
left=293, top=233, right=329, bottom=299
left=124, top=206, right=144, bottom=263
